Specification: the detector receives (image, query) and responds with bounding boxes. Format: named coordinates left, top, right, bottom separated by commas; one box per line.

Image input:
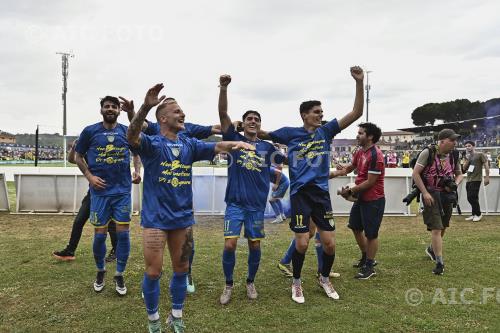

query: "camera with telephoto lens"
left=403, top=185, right=420, bottom=206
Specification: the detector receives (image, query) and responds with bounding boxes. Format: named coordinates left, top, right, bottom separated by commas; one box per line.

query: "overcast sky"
left=1, top=0, right=499, bottom=138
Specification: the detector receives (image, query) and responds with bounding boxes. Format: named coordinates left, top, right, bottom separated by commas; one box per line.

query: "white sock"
left=171, top=309, right=183, bottom=318
left=148, top=312, right=160, bottom=321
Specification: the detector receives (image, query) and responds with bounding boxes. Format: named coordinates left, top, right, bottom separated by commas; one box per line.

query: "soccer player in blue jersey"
left=74, top=96, right=140, bottom=296
left=269, top=165, right=289, bottom=224
left=259, top=66, right=365, bottom=303
left=217, top=74, right=285, bottom=305
left=127, top=83, right=255, bottom=333
left=120, top=96, right=221, bottom=293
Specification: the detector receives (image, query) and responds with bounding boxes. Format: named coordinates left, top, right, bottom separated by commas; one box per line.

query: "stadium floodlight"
left=365, top=70, right=372, bottom=122
left=56, top=51, right=75, bottom=167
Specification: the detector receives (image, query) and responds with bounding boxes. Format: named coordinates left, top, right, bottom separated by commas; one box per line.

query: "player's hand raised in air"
left=350, top=66, right=364, bottom=82
left=119, top=96, right=134, bottom=113
left=144, top=83, right=166, bottom=108
left=219, top=75, right=231, bottom=87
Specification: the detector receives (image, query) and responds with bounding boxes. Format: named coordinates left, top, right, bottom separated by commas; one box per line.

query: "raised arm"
left=218, top=75, right=233, bottom=133
left=127, top=84, right=166, bottom=148
left=120, top=96, right=148, bottom=132
left=338, top=66, right=365, bottom=130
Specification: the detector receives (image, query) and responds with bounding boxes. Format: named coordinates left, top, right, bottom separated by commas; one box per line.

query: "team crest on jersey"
left=310, top=133, right=315, bottom=139
left=171, top=147, right=180, bottom=157
left=107, top=135, right=115, bottom=143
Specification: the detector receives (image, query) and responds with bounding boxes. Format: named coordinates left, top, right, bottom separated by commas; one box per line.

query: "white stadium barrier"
left=1, top=167, right=499, bottom=216
left=0, top=173, right=10, bottom=211
left=13, top=173, right=141, bottom=214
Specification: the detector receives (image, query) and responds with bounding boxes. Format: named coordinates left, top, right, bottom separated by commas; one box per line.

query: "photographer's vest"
left=423, top=152, right=455, bottom=192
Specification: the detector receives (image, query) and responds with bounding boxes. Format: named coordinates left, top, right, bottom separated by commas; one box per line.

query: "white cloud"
left=1, top=0, right=499, bottom=139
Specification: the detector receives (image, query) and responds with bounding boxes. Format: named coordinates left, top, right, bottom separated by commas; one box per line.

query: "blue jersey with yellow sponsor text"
left=223, top=125, right=285, bottom=211
left=75, top=122, right=131, bottom=196
left=134, top=133, right=216, bottom=230
left=269, top=119, right=341, bottom=195
left=145, top=121, right=212, bottom=139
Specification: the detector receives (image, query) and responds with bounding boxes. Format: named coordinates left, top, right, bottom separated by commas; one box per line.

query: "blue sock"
left=116, top=230, right=130, bottom=274
left=315, top=232, right=323, bottom=272
left=143, top=273, right=161, bottom=316
left=222, top=249, right=236, bottom=285
left=170, top=272, right=188, bottom=311
left=247, top=247, right=261, bottom=283
left=276, top=200, right=284, bottom=215
left=281, top=239, right=295, bottom=265
left=189, top=239, right=195, bottom=275
left=93, top=233, right=107, bottom=271
left=270, top=201, right=280, bottom=217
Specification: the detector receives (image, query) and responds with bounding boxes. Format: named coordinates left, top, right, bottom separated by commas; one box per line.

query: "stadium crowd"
left=0, top=143, right=63, bottom=161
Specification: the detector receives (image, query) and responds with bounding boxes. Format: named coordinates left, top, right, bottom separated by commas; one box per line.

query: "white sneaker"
left=291, top=283, right=305, bottom=304
left=465, top=215, right=475, bottom=221
left=473, top=214, right=483, bottom=222
left=318, top=278, right=340, bottom=300
left=280, top=214, right=287, bottom=220
left=271, top=216, right=284, bottom=224
left=219, top=285, right=233, bottom=305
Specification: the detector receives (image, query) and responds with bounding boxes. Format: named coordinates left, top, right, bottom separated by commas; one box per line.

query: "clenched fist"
left=219, top=74, right=231, bottom=87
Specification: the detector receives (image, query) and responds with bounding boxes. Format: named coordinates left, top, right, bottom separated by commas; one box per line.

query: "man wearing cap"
left=463, top=141, right=489, bottom=222
left=412, top=129, right=463, bottom=275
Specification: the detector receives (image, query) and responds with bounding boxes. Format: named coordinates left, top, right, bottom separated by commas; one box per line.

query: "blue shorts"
left=271, top=181, right=289, bottom=199
left=224, top=203, right=265, bottom=240
left=348, top=197, right=385, bottom=239
left=90, top=193, right=131, bottom=227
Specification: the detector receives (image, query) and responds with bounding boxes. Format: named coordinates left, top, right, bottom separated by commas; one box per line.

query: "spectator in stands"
left=402, top=151, right=410, bottom=168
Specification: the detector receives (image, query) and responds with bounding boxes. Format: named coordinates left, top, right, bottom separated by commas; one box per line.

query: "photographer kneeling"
left=412, top=129, right=463, bottom=275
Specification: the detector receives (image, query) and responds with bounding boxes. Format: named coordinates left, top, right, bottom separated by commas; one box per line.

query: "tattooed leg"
left=167, top=228, right=193, bottom=273
left=143, top=228, right=168, bottom=277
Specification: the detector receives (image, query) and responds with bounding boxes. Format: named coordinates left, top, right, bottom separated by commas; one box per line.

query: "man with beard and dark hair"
left=336, top=122, right=385, bottom=280
left=75, top=96, right=140, bottom=296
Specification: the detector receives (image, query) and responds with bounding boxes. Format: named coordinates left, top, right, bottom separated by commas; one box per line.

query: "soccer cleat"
left=166, top=313, right=185, bottom=333
left=186, top=274, right=195, bottom=294
left=93, top=271, right=106, bottom=292
left=246, top=282, right=258, bottom=300
left=318, top=278, right=340, bottom=300
left=425, top=246, right=436, bottom=262
left=52, top=248, right=75, bottom=261
left=465, top=215, right=475, bottom=221
left=105, top=248, right=116, bottom=263
left=277, top=262, right=293, bottom=277
left=148, top=319, right=162, bottom=333
left=473, top=214, right=483, bottom=222
left=355, top=265, right=376, bottom=280
left=432, top=263, right=445, bottom=275
left=114, top=275, right=127, bottom=296
left=316, top=271, right=341, bottom=278
left=353, top=259, right=378, bottom=268
left=270, top=216, right=284, bottom=224
left=291, top=283, right=305, bottom=304
left=219, top=285, right=233, bottom=305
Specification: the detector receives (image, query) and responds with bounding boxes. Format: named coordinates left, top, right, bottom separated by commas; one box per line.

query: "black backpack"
left=410, top=144, right=459, bottom=172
